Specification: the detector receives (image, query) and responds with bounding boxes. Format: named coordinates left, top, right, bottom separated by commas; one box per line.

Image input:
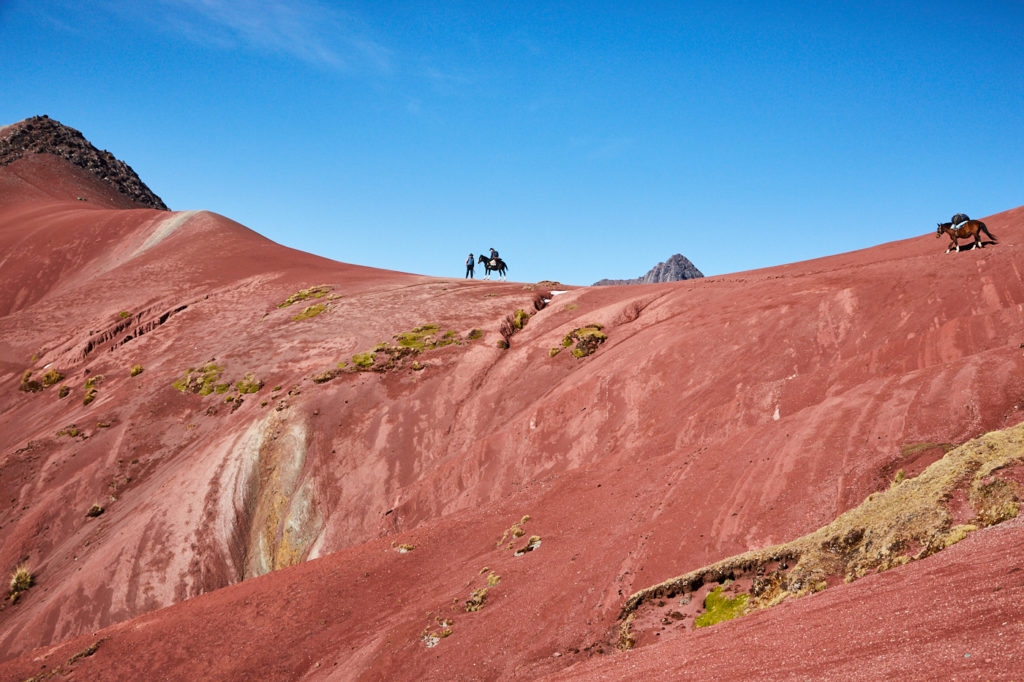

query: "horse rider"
left=465, top=253, right=475, bottom=279
left=951, top=212, right=970, bottom=229
left=488, top=247, right=499, bottom=266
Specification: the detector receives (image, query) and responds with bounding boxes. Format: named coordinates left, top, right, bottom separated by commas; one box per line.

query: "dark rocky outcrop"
left=0, top=115, right=168, bottom=210
left=593, top=253, right=703, bottom=286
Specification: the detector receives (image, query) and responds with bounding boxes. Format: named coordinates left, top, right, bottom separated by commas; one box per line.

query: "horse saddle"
left=489, top=259, right=498, bottom=267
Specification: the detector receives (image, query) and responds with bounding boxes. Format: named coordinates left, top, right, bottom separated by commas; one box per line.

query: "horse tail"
left=978, top=221, right=998, bottom=242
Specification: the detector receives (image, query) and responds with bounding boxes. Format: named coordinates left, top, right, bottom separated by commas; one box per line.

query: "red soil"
left=1, top=149, right=1023, bottom=680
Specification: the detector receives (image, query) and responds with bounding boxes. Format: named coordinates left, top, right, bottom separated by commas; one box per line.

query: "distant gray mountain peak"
left=593, top=253, right=703, bottom=286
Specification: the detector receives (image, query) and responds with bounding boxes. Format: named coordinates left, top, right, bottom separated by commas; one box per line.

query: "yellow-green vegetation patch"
left=420, top=617, right=454, bottom=648
left=314, top=325, right=464, bottom=381
left=86, top=503, right=104, bottom=517
left=467, top=328, right=482, bottom=340
left=465, top=587, right=488, bottom=612
left=900, top=442, right=956, bottom=457
left=8, top=564, right=33, bottom=602
left=498, top=514, right=531, bottom=550
left=173, top=364, right=229, bottom=395
left=312, top=369, right=339, bottom=383
left=694, top=586, right=749, bottom=628
left=352, top=352, right=376, bottom=368
left=57, top=385, right=70, bottom=398
left=498, top=309, right=532, bottom=349
left=18, top=370, right=43, bottom=392
left=512, top=309, right=530, bottom=330
left=118, top=311, right=132, bottom=319
left=397, top=543, right=415, bottom=553
left=277, top=284, right=332, bottom=308
left=56, top=424, right=82, bottom=438
left=235, top=373, right=263, bottom=394
left=42, top=369, right=63, bottom=386
left=130, top=364, right=143, bottom=377
left=394, top=324, right=458, bottom=351
left=514, top=535, right=542, bottom=556
left=559, top=324, right=607, bottom=359
left=82, top=375, right=103, bottom=405
left=549, top=347, right=562, bottom=357
left=617, top=423, right=1024, bottom=648
left=292, top=303, right=327, bottom=321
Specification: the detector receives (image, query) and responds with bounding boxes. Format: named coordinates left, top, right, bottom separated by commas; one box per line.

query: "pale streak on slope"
left=133, top=209, right=201, bottom=258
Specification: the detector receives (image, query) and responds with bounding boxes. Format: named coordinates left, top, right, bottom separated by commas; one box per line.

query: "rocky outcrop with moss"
left=617, top=422, right=1024, bottom=648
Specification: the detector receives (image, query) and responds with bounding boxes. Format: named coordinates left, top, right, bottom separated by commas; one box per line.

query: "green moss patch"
left=277, top=285, right=332, bottom=308
left=512, top=309, right=530, bottom=330
left=82, top=375, right=103, bottom=405
left=694, top=587, right=749, bottom=628
left=292, top=303, right=327, bottom=321
left=394, top=324, right=459, bottom=351
left=173, top=364, right=229, bottom=395
left=314, top=325, right=464, bottom=382
left=559, top=324, right=607, bottom=359
left=235, top=373, right=263, bottom=394
left=352, top=352, right=376, bottom=368
left=130, top=364, right=143, bottom=377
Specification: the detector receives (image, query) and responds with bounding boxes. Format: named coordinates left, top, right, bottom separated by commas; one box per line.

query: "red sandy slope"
left=0, top=151, right=1022, bottom=679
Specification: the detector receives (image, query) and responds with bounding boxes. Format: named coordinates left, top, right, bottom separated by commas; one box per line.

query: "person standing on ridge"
left=465, top=253, right=475, bottom=279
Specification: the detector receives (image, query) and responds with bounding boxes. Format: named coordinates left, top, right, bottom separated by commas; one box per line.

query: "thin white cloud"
left=152, top=0, right=393, bottom=73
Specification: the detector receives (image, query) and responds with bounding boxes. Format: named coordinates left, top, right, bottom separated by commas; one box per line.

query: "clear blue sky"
left=2, top=1, right=1023, bottom=285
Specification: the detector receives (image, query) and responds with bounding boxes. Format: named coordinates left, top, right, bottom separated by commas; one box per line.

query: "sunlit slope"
left=1, top=147, right=1022, bottom=678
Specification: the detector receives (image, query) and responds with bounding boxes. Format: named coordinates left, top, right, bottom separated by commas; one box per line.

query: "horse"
left=936, top=220, right=997, bottom=253
left=478, top=255, right=508, bottom=281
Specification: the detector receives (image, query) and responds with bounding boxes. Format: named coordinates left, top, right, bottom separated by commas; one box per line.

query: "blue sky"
left=2, top=1, right=1023, bottom=285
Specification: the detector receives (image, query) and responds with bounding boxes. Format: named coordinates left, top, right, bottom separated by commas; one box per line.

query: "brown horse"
left=936, top=220, right=997, bottom=253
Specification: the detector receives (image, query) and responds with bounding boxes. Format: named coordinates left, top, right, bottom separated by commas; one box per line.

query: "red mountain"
left=1, top=119, right=1022, bottom=680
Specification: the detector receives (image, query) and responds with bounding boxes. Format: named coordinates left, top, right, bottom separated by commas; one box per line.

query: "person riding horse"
left=936, top=213, right=997, bottom=253
left=488, top=248, right=499, bottom=266
left=478, top=253, right=508, bottom=280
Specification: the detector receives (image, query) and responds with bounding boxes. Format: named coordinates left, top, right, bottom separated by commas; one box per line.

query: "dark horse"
left=936, top=220, right=997, bottom=253
left=478, top=255, right=508, bottom=281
